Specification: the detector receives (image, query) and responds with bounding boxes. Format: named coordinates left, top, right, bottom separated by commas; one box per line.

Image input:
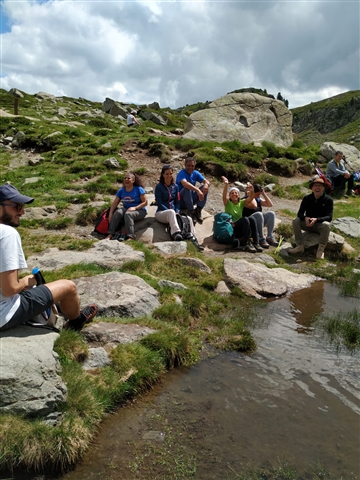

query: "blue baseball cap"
left=0, top=184, right=34, bottom=204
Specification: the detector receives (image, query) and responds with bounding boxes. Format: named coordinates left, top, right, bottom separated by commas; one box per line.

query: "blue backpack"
left=213, top=212, right=234, bottom=244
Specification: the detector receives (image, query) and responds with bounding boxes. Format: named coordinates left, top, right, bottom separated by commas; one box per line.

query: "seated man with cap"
left=288, top=177, right=333, bottom=260
left=0, top=184, right=98, bottom=332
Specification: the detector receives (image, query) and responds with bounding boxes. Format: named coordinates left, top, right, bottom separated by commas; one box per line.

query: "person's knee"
left=292, top=217, right=301, bottom=227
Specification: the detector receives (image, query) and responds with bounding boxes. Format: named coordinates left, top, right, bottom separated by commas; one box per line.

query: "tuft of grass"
left=315, top=309, right=360, bottom=353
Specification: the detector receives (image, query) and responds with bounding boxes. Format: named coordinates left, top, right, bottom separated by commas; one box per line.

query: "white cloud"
left=0, top=0, right=358, bottom=109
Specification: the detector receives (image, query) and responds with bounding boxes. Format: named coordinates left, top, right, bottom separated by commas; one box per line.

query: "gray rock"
left=26, top=240, right=145, bottom=271
left=223, top=258, right=316, bottom=299
left=102, top=98, right=128, bottom=119
left=8, top=88, right=24, bottom=98
left=278, top=241, right=293, bottom=259
left=74, top=272, right=160, bottom=317
left=24, top=205, right=57, bottom=220
left=35, top=91, right=57, bottom=101
left=264, top=183, right=276, bottom=192
left=28, top=156, right=44, bottom=166
left=82, top=347, right=111, bottom=370
left=0, top=326, right=66, bottom=420
left=234, top=181, right=247, bottom=191
left=42, top=131, right=62, bottom=146
left=82, top=322, right=156, bottom=347
left=254, top=254, right=277, bottom=265
left=291, top=231, right=345, bottom=251
left=11, top=131, right=26, bottom=147
left=332, top=217, right=360, bottom=238
left=58, top=107, right=67, bottom=117
left=183, top=93, right=293, bottom=147
left=23, top=176, right=41, bottom=184
left=215, top=281, right=231, bottom=295
left=178, top=257, right=211, bottom=273
left=103, top=157, right=120, bottom=168
left=139, top=111, right=167, bottom=125
left=320, top=142, right=360, bottom=172
left=158, top=279, right=188, bottom=290
left=153, top=241, right=187, bottom=255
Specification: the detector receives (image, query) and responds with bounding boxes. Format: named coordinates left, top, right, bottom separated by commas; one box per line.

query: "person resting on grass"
left=221, top=177, right=263, bottom=253
left=0, top=184, right=98, bottom=332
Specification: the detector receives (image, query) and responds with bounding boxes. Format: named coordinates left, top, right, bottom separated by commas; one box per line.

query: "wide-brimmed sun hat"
left=309, top=176, right=325, bottom=188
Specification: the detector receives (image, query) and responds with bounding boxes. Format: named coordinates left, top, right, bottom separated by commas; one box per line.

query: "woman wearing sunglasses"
left=105, top=172, right=147, bottom=241
left=155, top=165, right=204, bottom=251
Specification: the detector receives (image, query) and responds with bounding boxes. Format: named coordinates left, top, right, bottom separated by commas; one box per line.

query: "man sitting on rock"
left=288, top=177, right=333, bottom=260
left=0, top=184, right=98, bottom=332
left=176, top=158, right=210, bottom=224
left=326, top=150, right=355, bottom=197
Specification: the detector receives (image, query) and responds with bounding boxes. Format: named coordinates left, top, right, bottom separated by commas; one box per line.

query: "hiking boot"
left=244, top=242, right=256, bottom=253
left=253, top=243, right=263, bottom=253
left=190, top=237, right=204, bottom=251
left=117, top=233, right=127, bottom=242
left=173, top=233, right=183, bottom=241
left=259, top=239, right=270, bottom=249
left=346, top=189, right=356, bottom=197
left=316, top=243, right=326, bottom=260
left=232, top=239, right=244, bottom=250
left=64, top=304, right=98, bottom=331
left=266, top=237, right=279, bottom=247
left=288, top=245, right=305, bottom=255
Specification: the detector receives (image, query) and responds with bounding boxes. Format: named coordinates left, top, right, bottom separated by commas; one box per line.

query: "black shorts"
left=0, top=285, right=54, bottom=331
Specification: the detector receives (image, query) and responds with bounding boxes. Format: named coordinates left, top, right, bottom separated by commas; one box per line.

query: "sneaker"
left=259, top=239, right=270, bottom=249
left=253, top=243, right=263, bottom=253
left=244, top=243, right=256, bottom=253
left=316, top=243, right=326, bottom=260
left=346, top=189, right=356, bottom=197
left=117, top=233, right=126, bottom=242
left=173, top=233, right=183, bottom=241
left=64, top=304, right=98, bottom=331
left=266, top=237, right=279, bottom=247
left=288, top=245, right=305, bottom=255
left=190, top=237, right=204, bottom=251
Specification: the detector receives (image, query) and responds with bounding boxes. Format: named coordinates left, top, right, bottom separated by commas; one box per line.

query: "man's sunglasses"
left=0, top=203, right=25, bottom=211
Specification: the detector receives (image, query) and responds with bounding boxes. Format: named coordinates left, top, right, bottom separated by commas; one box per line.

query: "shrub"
left=75, top=206, right=98, bottom=226
left=276, top=223, right=294, bottom=240
left=87, top=118, right=112, bottom=128
left=261, top=140, right=282, bottom=158
left=266, top=158, right=297, bottom=176
left=43, top=217, right=73, bottom=230
left=253, top=173, right=279, bottom=185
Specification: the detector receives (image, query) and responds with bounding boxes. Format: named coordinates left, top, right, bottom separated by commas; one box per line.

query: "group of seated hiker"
left=105, top=159, right=207, bottom=251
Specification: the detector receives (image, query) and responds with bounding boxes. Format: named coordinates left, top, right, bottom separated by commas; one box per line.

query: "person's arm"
left=315, top=196, right=333, bottom=223
left=260, top=189, right=273, bottom=207
left=128, top=193, right=147, bottom=212
left=327, top=160, right=348, bottom=178
left=108, top=196, right=121, bottom=222
left=221, top=176, right=229, bottom=206
left=155, top=184, right=169, bottom=211
left=244, top=184, right=255, bottom=207
left=0, top=270, right=36, bottom=296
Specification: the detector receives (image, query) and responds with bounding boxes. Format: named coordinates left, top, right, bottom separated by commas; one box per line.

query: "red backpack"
left=94, top=208, right=110, bottom=235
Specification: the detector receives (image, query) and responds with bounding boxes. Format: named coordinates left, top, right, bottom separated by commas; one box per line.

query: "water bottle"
left=32, top=267, right=46, bottom=286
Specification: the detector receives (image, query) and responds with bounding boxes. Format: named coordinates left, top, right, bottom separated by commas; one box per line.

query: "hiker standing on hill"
left=288, top=177, right=333, bottom=260
left=0, top=184, right=98, bottom=332
left=176, top=158, right=210, bottom=225
left=326, top=151, right=355, bottom=197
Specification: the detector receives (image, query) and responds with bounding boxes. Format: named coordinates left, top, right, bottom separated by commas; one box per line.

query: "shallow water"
left=55, top=281, right=359, bottom=480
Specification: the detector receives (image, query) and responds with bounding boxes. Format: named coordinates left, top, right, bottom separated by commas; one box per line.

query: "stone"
left=24, top=205, right=57, bottom=220
left=153, top=241, right=187, bottom=255
left=81, top=322, right=156, bottom=347
left=215, top=281, right=231, bottom=295
left=42, top=131, right=62, bottom=146
left=223, top=258, right=316, bottom=299
left=320, top=142, right=360, bottom=172
left=103, top=157, right=120, bottom=168
left=254, top=254, right=277, bottom=265
left=0, top=326, right=66, bottom=421
left=332, top=217, right=360, bottom=238
left=58, top=107, right=67, bottom=117
left=183, top=93, right=293, bottom=147
left=26, top=240, right=145, bottom=271
left=35, top=91, right=57, bottom=101
left=101, top=98, right=128, bottom=119
left=23, top=176, right=41, bottom=184
left=8, top=88, right=24, bottom=98
left=291, top=231, right=345, bottom=252
left=11, top=131, right=26, bottom=147
left=139, top=111, right=167, bottom=125
left=158, top=279, right=187, bottom=290
left=74, top=272, right=160, bottom=317
left=82, top=347, right=111, bottom=370
left=178, top=257, right=211, bottom=273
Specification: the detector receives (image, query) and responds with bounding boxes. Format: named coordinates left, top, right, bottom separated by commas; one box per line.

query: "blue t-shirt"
left=116, top=186, right=146, bottom=210
left=176, top=169, right=205, bottom=192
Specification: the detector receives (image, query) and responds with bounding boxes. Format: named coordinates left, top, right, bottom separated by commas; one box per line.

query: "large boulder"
left=319, top=142, right=360, bottom=172
left=0, top=327, right=66, bottom=422
left=223, top=258, right=316, bottom=299
left=183, top=93, right=293, bottom=147
left=101, top=97, right=128, bottom=119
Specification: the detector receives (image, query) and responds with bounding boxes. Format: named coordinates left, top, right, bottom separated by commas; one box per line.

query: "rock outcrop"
left=319, top=142, right=360, bottom=172
left=183, top=92, right=293, bottom=147
left=223, top=258, right=317, bottom=299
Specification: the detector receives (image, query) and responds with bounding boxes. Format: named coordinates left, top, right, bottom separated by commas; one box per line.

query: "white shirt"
left=0, top=224, right=27, bottom=327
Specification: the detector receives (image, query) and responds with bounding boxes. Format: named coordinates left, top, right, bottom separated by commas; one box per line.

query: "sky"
left=0, top=0, right=359, bottom=110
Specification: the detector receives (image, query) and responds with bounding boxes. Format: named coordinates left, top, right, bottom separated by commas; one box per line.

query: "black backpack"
left=170, top=213, right=193, bottom=240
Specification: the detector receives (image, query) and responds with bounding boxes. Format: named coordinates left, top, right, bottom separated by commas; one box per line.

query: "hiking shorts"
left=0, top=285, right=54, bottom=331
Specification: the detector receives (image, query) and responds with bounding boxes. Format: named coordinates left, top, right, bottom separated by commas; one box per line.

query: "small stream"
left=56, top=281, right=359, bottom=480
